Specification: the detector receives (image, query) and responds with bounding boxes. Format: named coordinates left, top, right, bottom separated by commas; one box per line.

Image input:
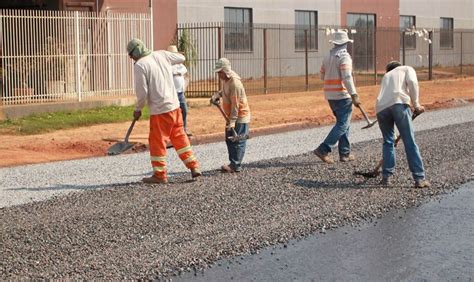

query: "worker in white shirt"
left=168, top=45, right=192, bottom=136
left=127, top=38, right=201, bottom=184
left=375, top=61, right=430, bottom=188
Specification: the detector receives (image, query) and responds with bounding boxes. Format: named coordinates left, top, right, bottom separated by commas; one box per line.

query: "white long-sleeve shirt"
left=133, top=50, right=185, bottom=115
left=171, top=63, right=188, bottom=93
left=376, top=65, right=421, bottom=114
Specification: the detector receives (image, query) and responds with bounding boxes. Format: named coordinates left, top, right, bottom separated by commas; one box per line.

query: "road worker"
left=127, top=38, right=201, bottom=184
left=376, top=60, right=430, bottom=188
left=314, top=30, right=361, bottom=164
left=210, top=58, right=250, bottom=173
left=167, top=45, right=192, bottom=137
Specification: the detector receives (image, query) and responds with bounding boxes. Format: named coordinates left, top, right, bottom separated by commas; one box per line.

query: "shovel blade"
left=107, top=142, right=134, bottom=156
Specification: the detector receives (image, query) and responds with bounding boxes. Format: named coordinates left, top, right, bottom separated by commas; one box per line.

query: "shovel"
left=107, top=118, right=137, bottom=155
left=354, top=112, right=420, bottom=178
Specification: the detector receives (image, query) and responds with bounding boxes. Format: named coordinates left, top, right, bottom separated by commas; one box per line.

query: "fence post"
left=75, top=11, right=82, bottom=102
left=428, top=30, right=433, bottom=80
left=263, top=28, right=268, bottom=94
left=217, top=26, right=222, bottom=91
left=304, top=29, right=308, bottom=91
left=373, top=28, right=377, bottom=85
left=402, top=31, right=406, bottom=65
left=460, top=31, right=463, bottom=75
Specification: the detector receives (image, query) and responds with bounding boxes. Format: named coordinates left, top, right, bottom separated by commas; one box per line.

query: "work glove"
left=133, top=110, right=142, bottom=120
left=210, top=91, right=222, bottom=106
left=351, top=94, right=361, bottom=107
left=414, top=105, right=425, bottom=116
left=210, top=97, right=220, bottom=106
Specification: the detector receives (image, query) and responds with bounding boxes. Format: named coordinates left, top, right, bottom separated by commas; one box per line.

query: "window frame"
left=440, top=17, right=454, bottom=49
left=224, top=7, right=253, bottom=52
left=294, top=10, right=318, bottom=52
left=400, top=15, right=416, bottom=50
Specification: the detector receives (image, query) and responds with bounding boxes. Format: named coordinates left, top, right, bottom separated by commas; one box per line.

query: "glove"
left=133, top=110, right=142, bottom=120
left=210, top=92, right=222, bottom=105
left=414, top=106, right=425, bottom=116
left=351, top=94, right=361, bottom=106
left=209, top=97, right=220, bottom=106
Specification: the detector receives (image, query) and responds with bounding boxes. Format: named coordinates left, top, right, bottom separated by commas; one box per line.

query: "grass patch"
left=0, top=105, right=150, bottom=135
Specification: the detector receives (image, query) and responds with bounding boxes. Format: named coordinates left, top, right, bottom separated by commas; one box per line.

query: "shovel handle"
left=357, top=104, right=372, bottom=124
left=124, top=119, right=137, bottom=143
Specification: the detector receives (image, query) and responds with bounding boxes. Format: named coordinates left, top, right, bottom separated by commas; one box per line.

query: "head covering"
left=127, top=38, right=152, bottom=58
left=167, top=45, right=179, bottom=53
left=329, top=31, right=354, bottom=45
left=386, top=60, right=402, bottom=72
left=213, top=58, right=232, bottom=75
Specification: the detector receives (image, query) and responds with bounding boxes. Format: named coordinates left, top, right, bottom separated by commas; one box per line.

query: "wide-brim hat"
left=329, top=31, right=354, bottom=45
left=167, top=45, right=178, bottom=53
left=127, top=38, right=152, bottom=58
left=213, top=57, right=231, bottom=73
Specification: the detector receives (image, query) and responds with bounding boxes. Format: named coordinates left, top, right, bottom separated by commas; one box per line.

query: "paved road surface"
left=181, top=181, right=474, bottom=281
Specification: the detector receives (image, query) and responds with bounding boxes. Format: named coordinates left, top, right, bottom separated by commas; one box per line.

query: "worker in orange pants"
left=149, top=108, right=200, bottom=182
left=127, top=38, right=201, bottom=184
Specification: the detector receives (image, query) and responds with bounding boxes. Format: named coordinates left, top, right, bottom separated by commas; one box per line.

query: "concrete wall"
left=178, top=0, right=341, bottom=26
left=400, top=0, right=474, bottom=29
left=399, top=0, right=474, bottom=68
left=61, top=0, right=177, bottom=50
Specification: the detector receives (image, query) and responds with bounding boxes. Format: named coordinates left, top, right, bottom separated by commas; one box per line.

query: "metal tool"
left=354, top=112, right=420, bottom=178
left=356, top=104, right=378, bottom=129
left=211, top=98, right=249, bottom=142
left=107, top=118, right=137, bottom=155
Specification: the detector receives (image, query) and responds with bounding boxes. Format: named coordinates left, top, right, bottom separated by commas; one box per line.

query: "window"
left=347, top=13, right=375, bottom=71
left=295, top=10, right=318, bottom=51
left=400, top=15, right=416, bottom=49
left=440, top=17, right=453, bottom=49
left=224, top=7, right=253, bottom=52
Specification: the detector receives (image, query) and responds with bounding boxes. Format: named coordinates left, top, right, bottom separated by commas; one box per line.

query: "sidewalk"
left=1, top=105, right=473, bottom=208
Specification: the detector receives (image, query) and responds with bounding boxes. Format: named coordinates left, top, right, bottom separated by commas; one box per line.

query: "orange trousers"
left=149, top=108, right=199, bottom=180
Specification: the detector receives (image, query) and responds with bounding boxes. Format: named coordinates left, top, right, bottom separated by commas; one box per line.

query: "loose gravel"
left=1, top=105, right=473, bottom=208
left=1, top=121, right=472, bottom=279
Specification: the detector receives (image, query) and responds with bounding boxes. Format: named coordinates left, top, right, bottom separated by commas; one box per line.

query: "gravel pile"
left=1, top=122, right=472, bottom=279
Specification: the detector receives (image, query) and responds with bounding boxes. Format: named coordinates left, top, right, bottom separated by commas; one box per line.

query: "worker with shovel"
left=314, top=30, right=363, bottom=164
left=376, top=61, right=430, bottom=188
left=127, top=38, right=201, bottom=184
left=210, top=58, right=250, bottom=173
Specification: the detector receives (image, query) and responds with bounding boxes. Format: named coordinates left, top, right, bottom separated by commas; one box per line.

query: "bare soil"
left=0, top=77, right=473, bottom=168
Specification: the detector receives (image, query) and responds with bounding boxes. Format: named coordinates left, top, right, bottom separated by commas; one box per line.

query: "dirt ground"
left=0, top=77, right=473, bottom=168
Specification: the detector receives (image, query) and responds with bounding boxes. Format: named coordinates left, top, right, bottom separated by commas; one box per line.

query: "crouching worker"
left=127, top=38, right=201, bottom=184
left=376, top=61, right=430, bottom=188
left=210, top=58, right=250, bottom=173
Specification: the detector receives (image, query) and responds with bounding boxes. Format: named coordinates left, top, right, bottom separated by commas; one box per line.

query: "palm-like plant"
left=176, top=29, right=198, bottom=70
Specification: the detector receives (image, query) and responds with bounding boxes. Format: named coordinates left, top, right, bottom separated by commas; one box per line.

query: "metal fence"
left=177, top=23, right=474, bottom=97
left=0, top=9, right=152, bottom=105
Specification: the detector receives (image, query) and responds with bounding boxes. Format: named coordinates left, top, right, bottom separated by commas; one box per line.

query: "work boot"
left=380, top=176, right=391, bottom=186
left=313, top=148, right=334, bottom=164
left=414, top=179, right=430, bottom=188
left=142, top=175, right=168, bottom=184
left=221, top=164, right=238, bottom=173
left=191, top=168, right=202, bottom=179
left=340, top=154, right=355, bottom=162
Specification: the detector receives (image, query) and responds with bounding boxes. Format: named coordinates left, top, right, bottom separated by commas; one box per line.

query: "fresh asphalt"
left=179, top=181, right=474, bottom=281
left=1, top=105, right=473, bottom=208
